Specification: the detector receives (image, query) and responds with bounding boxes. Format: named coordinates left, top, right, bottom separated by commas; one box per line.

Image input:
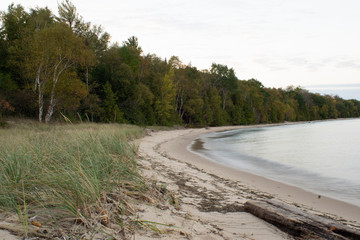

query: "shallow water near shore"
left=191, top=119, right=360, bottom=207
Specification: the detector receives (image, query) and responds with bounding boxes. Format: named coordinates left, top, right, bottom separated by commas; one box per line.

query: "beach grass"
left=0, top=120, right=146, bottom=223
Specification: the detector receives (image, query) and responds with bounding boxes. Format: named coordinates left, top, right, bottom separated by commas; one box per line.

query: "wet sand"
left=164, top=126, right=360, bottom=221
left=136, top=124, right=360, bottom=239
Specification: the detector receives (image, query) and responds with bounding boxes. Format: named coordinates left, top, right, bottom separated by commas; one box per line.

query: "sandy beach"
left=1, top=124, right=359, bottom=239
left=135, top=125, right=360, bottom=239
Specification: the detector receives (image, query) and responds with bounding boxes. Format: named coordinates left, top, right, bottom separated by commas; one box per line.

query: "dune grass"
left=0, top=120, right=146, bottom=221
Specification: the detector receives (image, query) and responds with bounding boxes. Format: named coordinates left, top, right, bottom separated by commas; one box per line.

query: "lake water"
left=190, top=119, right=360, bottom=207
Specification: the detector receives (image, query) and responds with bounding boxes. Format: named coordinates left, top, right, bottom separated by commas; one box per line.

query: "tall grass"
left=0, top=121, right=145, bottom=218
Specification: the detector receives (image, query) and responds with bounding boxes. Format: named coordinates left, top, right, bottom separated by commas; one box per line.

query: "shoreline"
left=188, top=122, right=360, bottom=211
left=156, top=124, right=360, bottom=223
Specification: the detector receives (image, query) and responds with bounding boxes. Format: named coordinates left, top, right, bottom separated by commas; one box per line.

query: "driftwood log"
left=244, top=200, right=360, bottom=240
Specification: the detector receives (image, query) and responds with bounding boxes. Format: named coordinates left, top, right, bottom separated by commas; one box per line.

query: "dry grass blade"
left=134, top=219, right=178, bottom=234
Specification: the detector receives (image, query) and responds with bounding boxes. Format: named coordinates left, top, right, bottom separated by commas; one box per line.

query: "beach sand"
left=135, top=125, right=360, bottom=239
left=1, top=124, right=359, bottom=239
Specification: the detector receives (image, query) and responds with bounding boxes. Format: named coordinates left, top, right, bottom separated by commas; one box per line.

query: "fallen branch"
left=244, top=200, right=360, bottom=240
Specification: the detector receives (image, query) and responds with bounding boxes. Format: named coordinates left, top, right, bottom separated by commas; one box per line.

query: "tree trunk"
left=44, top=62, right=68, bottom=123
left=38, top=89, right=44, bottom=122
left=244, top=200, right=360, bottom=240
left=222, top=90, right=227, bottom=110
left=85, top=66, right=89, bottom=91
left=45, top=82, right=56, bottom=124
left=35, top=66, right=44, bottom=122
left=44, top=100, right=55, bottom=124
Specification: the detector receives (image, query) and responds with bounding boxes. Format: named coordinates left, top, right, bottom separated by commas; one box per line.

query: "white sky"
left=2, top=0, right=360, bottom=99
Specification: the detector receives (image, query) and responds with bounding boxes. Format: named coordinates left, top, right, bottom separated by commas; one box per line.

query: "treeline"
left=1, top=1, right=360, bottom=126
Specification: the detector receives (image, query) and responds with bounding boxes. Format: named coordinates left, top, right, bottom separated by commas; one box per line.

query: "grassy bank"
left=0, top=120, right=151, bottom=237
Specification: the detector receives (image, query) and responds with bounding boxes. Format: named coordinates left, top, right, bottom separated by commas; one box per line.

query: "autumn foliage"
left=0, top=98, right=14, bottom=122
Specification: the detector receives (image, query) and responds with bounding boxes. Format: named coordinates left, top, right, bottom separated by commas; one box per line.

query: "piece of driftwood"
left=244, top=200, right=360, bottom=240
left=0, top=223, right=51, bottom=239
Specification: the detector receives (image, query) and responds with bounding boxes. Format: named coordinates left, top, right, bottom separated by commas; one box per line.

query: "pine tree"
left=102, top=81, right=122, bottom=122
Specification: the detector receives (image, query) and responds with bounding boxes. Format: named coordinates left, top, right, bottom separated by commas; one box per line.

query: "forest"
left=1, top=1, right=360, bottom=126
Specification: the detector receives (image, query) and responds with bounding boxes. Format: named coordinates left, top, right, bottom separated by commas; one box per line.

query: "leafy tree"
left=93, top=43, right=142, bottom=123
left=57, top=0, right=110, bottom=90
left=0, top=72, right=17, bottom=90
left=131, top=83, right=154, bottom=124
left=173, top=63, right=203, bottom=124
left=2, top=1, right=360, bottom=126
left=24, top=23, right=94, bottom=122
left=208, top=87, right=225, bottom=125
left=54, top=71, right=88, bottom=114
left=28, top=7, right=54, bottom=31
left=0, top=4, right=29, bottom=42
left=263, top=88, right=286, bottom=123
left=102, top=81, right=122, bottom=122
left=154, top=69, right=176, bottom=125
left=1, top=4, right=30, bottom=87
left=210, top=63, right=238, bottom=109
left=335, top=96, right=347, bottom=117
left=57, top=0, right=78, bottom=30
left=57, top=0, right=110, bottom=56
left=123, top=36, right=142, bottom=53
left=80, top=93, right=102, bottom=122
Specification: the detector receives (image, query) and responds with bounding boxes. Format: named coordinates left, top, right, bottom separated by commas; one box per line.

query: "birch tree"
left=57, top=0, right=110, bottom=90
left=27, top=23, right=94, bottom=123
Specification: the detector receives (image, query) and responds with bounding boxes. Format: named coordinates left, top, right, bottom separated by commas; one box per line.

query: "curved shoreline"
left=157, top=124, right=360, bottom=223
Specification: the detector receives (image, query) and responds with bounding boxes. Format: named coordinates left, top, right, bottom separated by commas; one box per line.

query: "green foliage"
left=0, top=72, right=17, bottom=90
left=210, top=63, right=238, bottom=110
left=208, top=87, right=225, bottom=126
left=1, top=4, right=30, bottom=42
left=102, top=81, right=123, bottom=122
left=55, top=71, right=88, bottom=114
left=154, top=69, right=176, bottom=125
left=1, top=2, right=360, bottom=126
left=57, top=0, right=110, bottom=58
left=57, top=0, right=78, bottom=29
left=81, top=93, right=103, bottom=122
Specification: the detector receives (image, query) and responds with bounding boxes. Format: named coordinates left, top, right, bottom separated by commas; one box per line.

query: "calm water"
left=191, top=119, right=360, bottom=207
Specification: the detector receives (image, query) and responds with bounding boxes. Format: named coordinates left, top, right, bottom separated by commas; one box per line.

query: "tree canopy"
left=1, top=1, right=359, bottom=125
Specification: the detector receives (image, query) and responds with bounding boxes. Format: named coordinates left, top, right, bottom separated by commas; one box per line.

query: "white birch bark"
left=44, top=59, right=69, bottom=123
left=35, top=65, right=44, bottom=122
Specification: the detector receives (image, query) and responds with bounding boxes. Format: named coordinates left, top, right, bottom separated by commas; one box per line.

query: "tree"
left=81, top=93, right=102, bottom=122
left=0, top=4, right=29, bottom=42
left=154, top=69, right=176, bottom=125
left=25, top=23, right=94, bottom=123
left=210, top=63, right=238, bottom=110
left=57, top=0, right=110, bottom=90
left=28, top=7, right=54, bottom=31
left=1, top=4, right=31, bottom=88
left=173, top=65, right=204, bottom=125
left=208, top=87, right=225, bottom=125
left=54, top=71, right=88, bottom=114
left=57, top=0, right=109, bottom=55
left=123, top=36, right=142, bottom=53
left=57, top=0, right=78, bottom=30
left=102, top=81, right=122, bottom=122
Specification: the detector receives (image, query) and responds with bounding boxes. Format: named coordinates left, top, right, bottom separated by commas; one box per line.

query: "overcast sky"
left=2, top=0, right=360, bottom=99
